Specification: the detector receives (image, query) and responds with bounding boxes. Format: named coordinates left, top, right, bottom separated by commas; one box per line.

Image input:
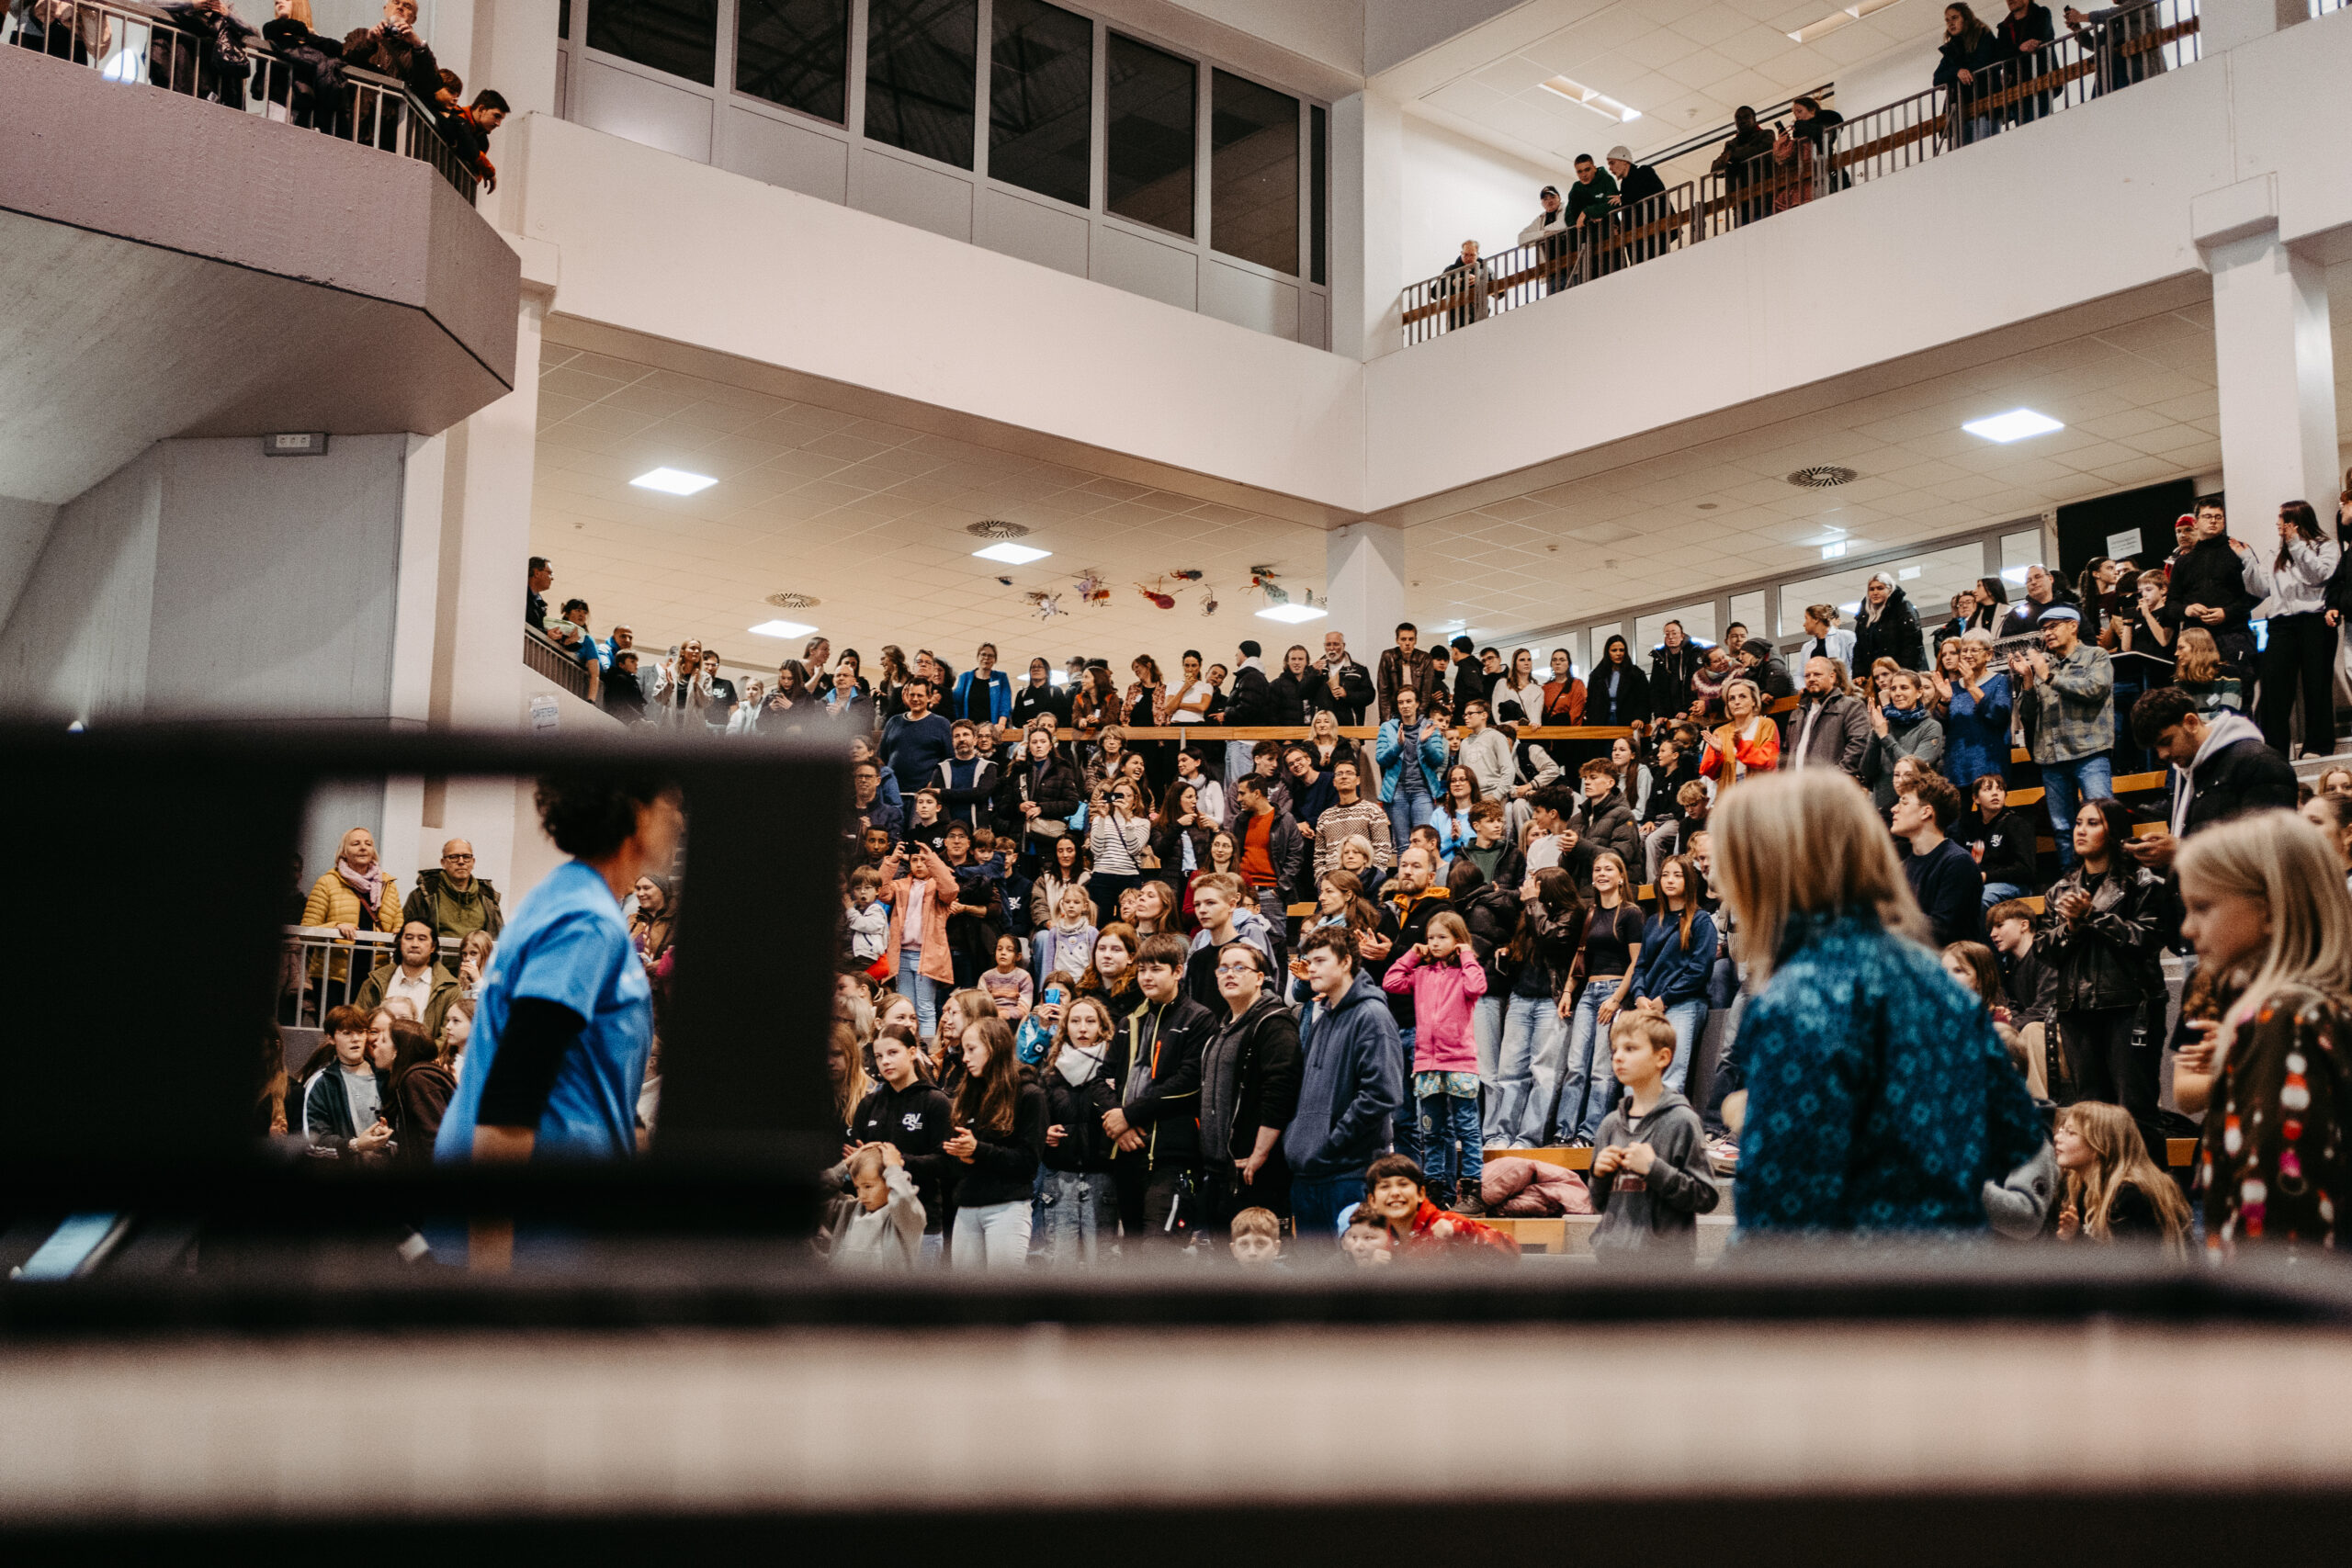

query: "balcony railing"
left=5, top=0, right=479, bottom=205
left=1402, top=1, right=2200, bottom=345
left=526, top=625, right=597, bottom=702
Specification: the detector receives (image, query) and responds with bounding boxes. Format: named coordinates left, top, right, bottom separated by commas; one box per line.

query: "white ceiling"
left=1380, top=0, right=1947, bottom=171
left=534, top=258, right=2352, bottom=678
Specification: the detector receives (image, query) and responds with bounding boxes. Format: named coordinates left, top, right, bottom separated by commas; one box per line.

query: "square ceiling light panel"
left=749, top=618, right=818, bottom=639
left=631, top=467, right=719, bottom=495
left=973, top=542, right=1053, bottom=565
left=1257, top=603, right=1329, bottom=624
left=1962, top=409, right=2065, bottom=444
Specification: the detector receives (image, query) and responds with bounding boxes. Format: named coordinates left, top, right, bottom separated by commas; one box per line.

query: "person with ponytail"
left=2174, top=810, right=2352, bottom=1256
left=2237, top=499, right=2342, bottom=760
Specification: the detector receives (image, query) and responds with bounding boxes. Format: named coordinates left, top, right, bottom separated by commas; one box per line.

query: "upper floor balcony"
left=0, top=2, right=522, bottom=506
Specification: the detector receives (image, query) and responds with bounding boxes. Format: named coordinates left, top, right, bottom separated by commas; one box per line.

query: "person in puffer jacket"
left=1382, top=912, right=1489, bottom=1214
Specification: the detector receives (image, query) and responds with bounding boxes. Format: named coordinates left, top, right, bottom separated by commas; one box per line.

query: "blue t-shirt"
left=436, top=859, right=653, bottom=1163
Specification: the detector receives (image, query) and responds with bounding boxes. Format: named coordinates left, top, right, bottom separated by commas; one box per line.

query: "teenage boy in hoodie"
left=1101, top=934, right=1216, bottom=1247
left=1588, top=1011, right=1719, bottom=1257
left=1183, top=872, right=1277, bottom=1009
left=1283, top=927, right=1405, bottom=1243
left=2125, top=684, right=2299, bottom=873
left=1956, top=773, right=2039, bottom=909
left=850, top=1027, right=954, bottom=1261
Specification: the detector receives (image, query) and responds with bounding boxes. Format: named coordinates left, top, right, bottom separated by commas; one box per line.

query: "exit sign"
left=264, top=433, right=329, bottom=457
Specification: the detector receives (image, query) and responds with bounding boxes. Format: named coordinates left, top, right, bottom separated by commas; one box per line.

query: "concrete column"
left=1326, top=519, right=1407, bottom=661
left=2198, top=0, right=2305, bottom=54
left=451, top=0, right=562, bottom=231
left=1330, top=91, right=1404, bottom=362
left=423, top=274, right=553, bottom=894
left=2196, top=175, right=2341, bottom=530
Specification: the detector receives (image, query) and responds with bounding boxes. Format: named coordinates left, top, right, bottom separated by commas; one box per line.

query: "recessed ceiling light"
left=973, top=542, right=1051, bottom=565
left=1962, top=409, right=2064, bottom=443
left=631, top=467, right=718, bottom=495
left=1538, top=75, right=1639, bottom=122
left=1821, top=541, right=1848, bottom=559
left=1257, top=603, right=1329, bottom=625
left=1898, top=566, right=1922, bottom=581
left=1786, top=0, right=1900, bottom=44
left=2001, top=565, right=2030, bottom=584
left=1048, top=670, right=1069, bottom=686
left=748, top=618, right=818, bottom=639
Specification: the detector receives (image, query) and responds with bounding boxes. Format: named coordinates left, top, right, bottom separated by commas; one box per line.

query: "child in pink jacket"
left=1382, top=910, right=1489, bottom=1213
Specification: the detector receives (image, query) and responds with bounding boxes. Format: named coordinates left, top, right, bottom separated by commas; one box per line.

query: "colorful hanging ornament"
left=1026, top=591, right=1066, bottom=620
left=1137, top=582, right=1176, bottom=609
left=1200, top=585, right=1218, bottom=616
left=1169, top=569, right=1204, bottom=582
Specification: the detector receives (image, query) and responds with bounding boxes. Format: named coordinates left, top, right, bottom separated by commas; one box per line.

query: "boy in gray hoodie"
left=831, top=1144, right=926, bottom=1268
left=1589, top=1010, right=1720, bottom=1255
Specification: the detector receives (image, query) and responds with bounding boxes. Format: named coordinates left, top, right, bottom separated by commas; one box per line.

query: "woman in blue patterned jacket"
left=1713, top=770, right=2045, bottom=1234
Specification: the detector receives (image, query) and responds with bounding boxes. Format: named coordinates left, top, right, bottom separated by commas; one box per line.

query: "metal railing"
left=1400, top=1, right=2199, bottom=343
left=4, top=0, right=479, bottom=205
left=2318, top=0, right=2348, bottom=17
left=279, top=926, right=469, bottom=1030
left=526, top=625, right=597, bottom=700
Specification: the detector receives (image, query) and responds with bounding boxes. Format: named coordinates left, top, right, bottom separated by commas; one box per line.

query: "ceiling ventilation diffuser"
left=766, top=592, right=820, bottom=609
left=966, top=519, right=1031, bottom=539
left=1787, top=466, right=1859, bottom=489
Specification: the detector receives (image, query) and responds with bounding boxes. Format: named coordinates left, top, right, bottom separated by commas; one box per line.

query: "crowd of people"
left=468, top=492, right=2352, bottom=1270
left=7, top=0, right=508, bottom=191
left=1421, top=1, right=2179, bottom=330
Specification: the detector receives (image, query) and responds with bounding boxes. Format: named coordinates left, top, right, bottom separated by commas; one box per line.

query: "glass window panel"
left=1589, top=624, right=1624, bottom=671
left=561, top=0, right=573, bottom=39
left=1210, top=69, right=1297, bottom=274
left=866, top=0, right=978, bottom=169
left=1778, top=545, right=1985, bottom=648
left=1729, top=591, right=1768, bottom=647
left=736, top=0, right=851, bottom=122
left=2002, top=527, right=2044, bottom=584
left=989, top=0, right=1091, bottom=207
left=1106, top=33, right=1194, bottom=237
left=1309, top=104, right=1328, bottom=286
left=587, top=0, right=718, bottom=86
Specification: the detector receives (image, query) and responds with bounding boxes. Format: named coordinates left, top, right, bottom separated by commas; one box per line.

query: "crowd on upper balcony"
left=6, top=0, right=508, bottom=190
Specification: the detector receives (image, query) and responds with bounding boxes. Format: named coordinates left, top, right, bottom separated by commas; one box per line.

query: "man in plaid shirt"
left=2007, top=604, right=2114, bottom=871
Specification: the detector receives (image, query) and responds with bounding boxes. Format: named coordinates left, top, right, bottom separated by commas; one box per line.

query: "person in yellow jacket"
left=302, top=827, right=403, bottom=1005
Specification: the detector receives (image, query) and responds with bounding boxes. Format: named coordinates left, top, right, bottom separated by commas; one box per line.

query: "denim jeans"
left=1033, top=1169, right=1115, bottom=1265
left=896, top=950, right=937, bottom=1040
left=1224, top=740, right=1257, bottom=791
left=1291, top=1171, right=1363, bottom=1245
left=1472, top=995, right=1504, bottom=1086
left=1418, top=1091, right=1482, bottom=1190
left=2037, top=753, right=2111, bottom=871
left=951, top=1198, right=1034, bottom=1269
left=1981, top=880, right=2025, bottom=911
left=1654, top=998, right=1704, bottom=1096
left=1390, top=1026, right=1421, bottom=1168
left=1491, top=992, right=1565, bottom=1146
left=1386, top=782, right=1433, bottom=861
left=1554, top=980, right=1623, bottom=1144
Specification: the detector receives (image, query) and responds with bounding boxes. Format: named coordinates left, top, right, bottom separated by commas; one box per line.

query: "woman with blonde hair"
left=302, top=826, right=403, bottom=1006
left=2174, top=810, right=2352, bottom=1255
left=1698, top=677, right=1779, bottom=788
left=1714, top=770, right=2042, bottom=1233
left=2051, top=1101, right=2189, bottom=1252
left=2170, top=626, right=2244, bottom=715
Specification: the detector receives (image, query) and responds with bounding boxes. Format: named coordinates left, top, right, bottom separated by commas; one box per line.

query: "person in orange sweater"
left=1360, top=1153, right=1517, bottom=1259
left=1699, top=677, right=1780, bottom=787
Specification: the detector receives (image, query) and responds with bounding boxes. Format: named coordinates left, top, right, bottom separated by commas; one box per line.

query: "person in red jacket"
left=1360, top=1153, right=1517, bottom=1259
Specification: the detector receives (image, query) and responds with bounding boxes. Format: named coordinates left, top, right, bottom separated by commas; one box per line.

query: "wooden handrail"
left=1048, top=725, right=1637, bottom=742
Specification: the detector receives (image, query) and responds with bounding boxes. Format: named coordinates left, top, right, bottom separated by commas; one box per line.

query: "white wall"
left=1834, top=31, right=1947, bottom=126
left=0, top=494, right=59, bottom=633
left=0, top=454, right=161, bottom=725
left=1399, top=113, right=1572, bottom=289
left=508, top=114, right=1367, bottom=515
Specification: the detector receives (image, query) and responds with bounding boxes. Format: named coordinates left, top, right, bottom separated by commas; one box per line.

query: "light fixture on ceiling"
left=631, top=467, right=718, bottom=495
left=1898, top=566, right=1922, bottom=581
left=1787, top=0, right=1901, bottom=44
left=748, top=617, right=818, bottom=639
left=1963, top=408, right=2065, bottom=444
left=1821, top=541, right=1848, bottom=559
left=2001, top=565, right=2030, bottom=584
left=1257, top=603, right=1329, bottom=625
left=1538, top=75, right=1639, bottom=122
left=973, top=541, right=1052, bottom=565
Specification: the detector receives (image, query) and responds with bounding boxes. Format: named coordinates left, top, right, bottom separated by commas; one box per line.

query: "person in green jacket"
left=404, top=838, right=505, bottom=943
left=1562, top=152, right=1620, bottom=273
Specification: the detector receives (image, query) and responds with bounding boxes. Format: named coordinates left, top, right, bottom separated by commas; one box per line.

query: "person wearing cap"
left=1516, top=183, right=1572, bottom=295
left=1604, top=144, right=1668, bottom=267
left=2007, top=603, right=2114, bottom=870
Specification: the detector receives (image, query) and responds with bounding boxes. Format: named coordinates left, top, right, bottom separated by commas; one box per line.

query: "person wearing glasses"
left=1196, top=942, right=1303, bottom=1233
left=404, top=838, right=505, bottom=945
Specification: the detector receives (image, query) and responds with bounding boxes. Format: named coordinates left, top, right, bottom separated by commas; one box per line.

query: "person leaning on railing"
left=1516, top=185, right=1572, bottom=297
left=152, top=0, right=262, bottom=109
left=11, top=0, right=113, bottom=64
left=260, top=2, right=345, bottom=131
left=341, top=0, right=437, bottom=146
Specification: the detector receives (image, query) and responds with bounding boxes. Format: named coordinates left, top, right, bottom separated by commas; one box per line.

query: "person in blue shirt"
left=1621, top=853, right=1718, bottom=1098
left=881, top=677, right=955, bottom=791
left=1713, top=770, right=2043, bottom=1235
left=437, top=768, right=686, bottom=1268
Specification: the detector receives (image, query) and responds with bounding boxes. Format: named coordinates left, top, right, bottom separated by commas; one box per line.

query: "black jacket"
left=950, top=1078, right=1046, bottom=1208
left=1904, top=837, right=1986, bottom=950
left=2000, top=944, right=2061, bottom=1032
left=851, top=1079, right=956, bottom=1234
left=1572, top=788, right=1643, bottom=878
left=1008, top=682, right=1069, bottom=733
left=1106, top=994, right=1216, bottom=1165
left=995, top=752, right=1083, bottom=842
left=2173, top=728, right=2299, bottom=840
left=1648, top=642, right=1704, bottom=720
left=1617, top=162, right=1666, bottom=209
left=1585, top=658, right=1651, bottom=728
left=340, top=20, right=441, bottom=100
left=1935, top=28, right=2001, bottom=93
left=1307, top=657, right=1375, bottom=725
left=1042, top=1051, right=1121, bottom=1173
left=2032, top=861, right=2166, bottom=1013
left=1222, top=662, right=1276, bottom=728
left=1267, top=668, right=1316, bottom=728
left=2163, top=535, right=2260, bottom=647
left=1744, top=647, right=1797, bottom=702
left=1783, top=690, right=1871, bottom=776
left=260, top=17, right=344, bottom=110
left=1199, top=993, right=1304, bottom=1165
left=1853, top=587, right=1928, bottom=671
left=1958, top=807, right=2039, bottom=892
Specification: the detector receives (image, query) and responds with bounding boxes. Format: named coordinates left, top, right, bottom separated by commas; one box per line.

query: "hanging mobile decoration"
left=1026, top=590, right=1067, bottom=620
left=1071, top=569, right=1112, bottom=605
left=1199, top=585, right=1218, bottom=616
left=1136, top=577, right=1177, bottom=609
left=1169, top=569, right=1204, bottom=582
